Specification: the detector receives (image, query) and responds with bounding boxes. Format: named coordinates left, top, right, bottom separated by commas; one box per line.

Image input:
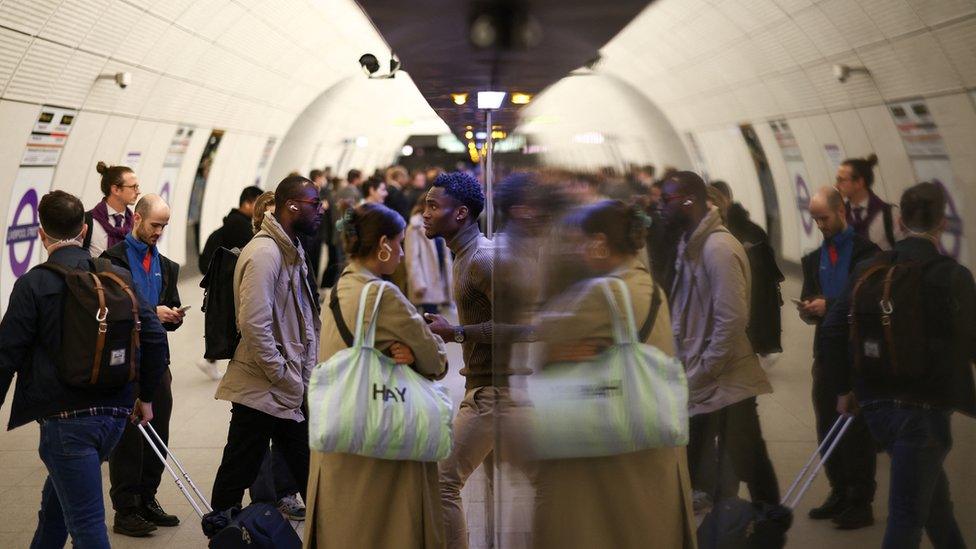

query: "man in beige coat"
left=211, top=175, right=324, bottom=511
left=661, top=171, right=779, bottom=507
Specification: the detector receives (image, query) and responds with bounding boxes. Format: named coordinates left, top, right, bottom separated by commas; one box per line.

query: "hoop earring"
left=377, top=249, right=392, bottom=262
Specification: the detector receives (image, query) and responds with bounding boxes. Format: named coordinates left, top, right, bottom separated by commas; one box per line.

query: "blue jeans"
left=30, top=416, right=126, bottom=549
left=863, top=405, right=966, bottom=549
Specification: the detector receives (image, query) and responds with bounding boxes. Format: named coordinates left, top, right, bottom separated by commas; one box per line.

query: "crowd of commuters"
left=0, top=150, right=972, bottom=549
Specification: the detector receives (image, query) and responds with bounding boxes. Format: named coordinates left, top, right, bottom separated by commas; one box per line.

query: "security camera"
left=833, top=64, right=850, bottom=83
left=833, top=64, right=869, bottom=83
left=115, top=71, right=132, bottom=89
left=359, top=54, right=380, bottom=76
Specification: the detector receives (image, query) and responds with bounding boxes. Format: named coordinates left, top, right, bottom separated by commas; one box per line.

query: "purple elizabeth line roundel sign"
left=6, top=189, right=40, bottom=278
left=795, top=174, right=814, bottom=235
left=159, top=181, right=171, bottom=204
left=933, top=179, right=963, bottom=259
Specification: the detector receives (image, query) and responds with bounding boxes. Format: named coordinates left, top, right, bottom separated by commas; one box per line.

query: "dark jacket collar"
left=47, top=245, right=92, bottom=266
left=894, top=236, right=940, bottom=260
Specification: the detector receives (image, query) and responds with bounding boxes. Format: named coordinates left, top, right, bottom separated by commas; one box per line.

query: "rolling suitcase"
left=138, top=423, right=302, bottom=548
left=697, top=414, right=855, bottom=549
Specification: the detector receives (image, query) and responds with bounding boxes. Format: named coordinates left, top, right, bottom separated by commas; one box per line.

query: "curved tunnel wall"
left=0, top=0, right=434, bottom=298
left=593, top=0, right=976, bottom=265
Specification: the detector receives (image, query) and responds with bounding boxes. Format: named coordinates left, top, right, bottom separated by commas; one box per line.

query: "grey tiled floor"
left=0, top=275, right=973, bottom=548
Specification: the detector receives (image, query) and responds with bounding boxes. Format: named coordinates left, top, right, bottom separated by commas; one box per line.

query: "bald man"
left=102, top=193, right=185, bottom=536
left=799, top=186, right=879, bottom=529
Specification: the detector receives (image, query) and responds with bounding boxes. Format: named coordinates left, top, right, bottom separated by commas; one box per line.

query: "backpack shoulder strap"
left=638, top=277, right=662, bottom=342
left=91, top=257, right=114, bottom=273
left=82, top=211, right=94, bottom=250
left=882, top=204, right=896, bottom=249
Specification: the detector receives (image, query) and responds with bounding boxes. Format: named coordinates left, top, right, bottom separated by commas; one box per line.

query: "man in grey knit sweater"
left=422, top=172, right=500, bottom=549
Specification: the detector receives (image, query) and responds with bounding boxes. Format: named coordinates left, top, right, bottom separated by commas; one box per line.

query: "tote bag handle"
left=352, top=281, right=387, bottom=349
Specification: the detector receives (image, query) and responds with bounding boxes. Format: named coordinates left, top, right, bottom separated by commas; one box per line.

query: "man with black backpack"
left=0, top=190, right=168, bottom=549
left=822, top=182, right=975, bottom=548
left=101, top=194, right=184, bottom=537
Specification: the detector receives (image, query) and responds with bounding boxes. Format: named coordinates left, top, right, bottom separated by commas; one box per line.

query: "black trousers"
left=211, top=402, right=309, bottom=511
left=688, top=397, right=781, bottom=506
left=249, top=445, right=300, bottom=502
left=812, top=361, right=877, bottom=504
left=109, top=368, right=173, bottom=511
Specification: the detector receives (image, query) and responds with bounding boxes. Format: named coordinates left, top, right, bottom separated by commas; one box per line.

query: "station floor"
left=0, top=273, right=973, bottom=548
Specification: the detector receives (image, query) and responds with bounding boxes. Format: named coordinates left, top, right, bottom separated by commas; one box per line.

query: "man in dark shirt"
left=421, top=172, right=497, bottom=549
left=198, top=185, right=263, bottom=274
left=798, top=187, right=879, bottom=529
left=0, top=190, right=167, bottom=549
left=822, top=182, right=975, bottom=548
left=102, top=194, right=185, bottom=536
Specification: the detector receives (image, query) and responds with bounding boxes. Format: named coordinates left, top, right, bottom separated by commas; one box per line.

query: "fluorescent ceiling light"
left=477, top=91, right=506, bottom=110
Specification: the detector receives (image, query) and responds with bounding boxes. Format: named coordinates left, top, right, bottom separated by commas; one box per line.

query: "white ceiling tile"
left=792, top=5, right=851, bottom=57
left=39, top=0, right=110, bottom=48
left=0, top=0, right=60, bottom=36
left=820, top=0, right=886, bottom=48
left=935, top=17, right=976, bottom=88
left=4, top=38, right=71, bottom=103
left=0, top=27, right=32, bottom=94
left=857, top=0, right=925, bottom=39
left=905, top=0, right=976, bottom=27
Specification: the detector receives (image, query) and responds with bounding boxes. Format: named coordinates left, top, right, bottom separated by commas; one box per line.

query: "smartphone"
left=177, top=305, right=192, bottom=312
left=790, top=297, right=804, bottom=306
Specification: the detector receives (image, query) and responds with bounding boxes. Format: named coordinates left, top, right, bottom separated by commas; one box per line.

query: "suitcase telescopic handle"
left=781, top=414, right=855, bottom=509
left=137, top=423, right=214, bottom=517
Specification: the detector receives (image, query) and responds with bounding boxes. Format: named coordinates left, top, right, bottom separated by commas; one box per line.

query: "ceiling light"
left=464, top=130, right=474, bottom=139
left=401, top=145, right=414, bottom=156
left=475, top=131, right=487, bottom=140
left=355, top=136, right=369, bottom=148
left=477, top=91, right=506, bottom=110
left=451, top=93, right=468, bottom=105
left=511, top=92, right=532, bottom=105
left=491, top=130, right=507, bottom=139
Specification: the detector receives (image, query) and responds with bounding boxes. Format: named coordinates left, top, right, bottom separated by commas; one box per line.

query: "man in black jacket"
left=102, top=194, right=184, bottom=536
left=0, top=190, right=167, bottom=548
left=798, top=187, right=879, bottom=529
left=198, top=185, right=263, bottom=274
left=822, top=182, right=975, bottom=548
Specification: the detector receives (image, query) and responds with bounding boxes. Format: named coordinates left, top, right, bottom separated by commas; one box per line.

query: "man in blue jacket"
left=0, top=190, right=168, bottom=549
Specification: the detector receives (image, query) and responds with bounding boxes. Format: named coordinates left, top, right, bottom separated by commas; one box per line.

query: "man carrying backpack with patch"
left=102, top=194, right=184, bottom=537
left=821, top=182, right=975, bottom=549
left=0, top=190, right=169, bottom=549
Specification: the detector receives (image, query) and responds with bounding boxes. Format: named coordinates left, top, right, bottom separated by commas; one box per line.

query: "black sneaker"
left=833, top=504, right=874, bottom=530
left=141, top=498, right=180, bottom=527
left=808, top=491, right=846, bottom=520
left=113, top=510, right=158, bottom=537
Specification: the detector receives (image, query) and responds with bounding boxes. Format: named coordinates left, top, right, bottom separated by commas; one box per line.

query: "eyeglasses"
left=660, top=193, right=690, bottom=204
left=120, top=184, right=140, bottom=190
left=292, top=198, right=323, bottom=209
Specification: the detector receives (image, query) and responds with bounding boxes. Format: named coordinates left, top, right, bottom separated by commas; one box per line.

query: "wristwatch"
left=453, top=325, right=466, bottom=344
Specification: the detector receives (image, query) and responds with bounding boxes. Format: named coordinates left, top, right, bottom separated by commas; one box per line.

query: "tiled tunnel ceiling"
left=358, top=0, right=650, bottom=139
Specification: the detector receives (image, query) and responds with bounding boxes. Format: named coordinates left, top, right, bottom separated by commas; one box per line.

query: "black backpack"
left=849, top=251, right=952, bottom=381
left=200, top=246, right=243, bottom=360
left=35, top=258, right=141, bottom=389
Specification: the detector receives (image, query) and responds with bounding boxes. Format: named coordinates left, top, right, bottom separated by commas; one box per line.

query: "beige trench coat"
left=531, top=258, right=697, bottom=549
left=670, top=207, right=772, bottom=416
left=215, top=213, right=320, bottom=422
left=304, top=262, right=448, bottom=549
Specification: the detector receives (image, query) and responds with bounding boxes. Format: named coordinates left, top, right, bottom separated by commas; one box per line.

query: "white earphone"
left=682, top=199, right=693, bottom=206
left=289, top=204, right=299, bottom=211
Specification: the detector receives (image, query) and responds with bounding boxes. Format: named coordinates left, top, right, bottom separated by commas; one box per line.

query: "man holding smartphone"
left=799, top=186, right=879, bottom=529
left=100, top=194, right=185, bottom=536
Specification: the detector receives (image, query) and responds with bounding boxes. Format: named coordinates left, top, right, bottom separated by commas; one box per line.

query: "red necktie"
left=142, top=249, right=152, bottom=273
left=828, top=243, right=838, bottom=266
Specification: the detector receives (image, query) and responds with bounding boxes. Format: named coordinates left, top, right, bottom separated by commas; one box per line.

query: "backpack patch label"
left=863, top=340, right=881, bottom=359
left=110, top=349, right=127, bottom=366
